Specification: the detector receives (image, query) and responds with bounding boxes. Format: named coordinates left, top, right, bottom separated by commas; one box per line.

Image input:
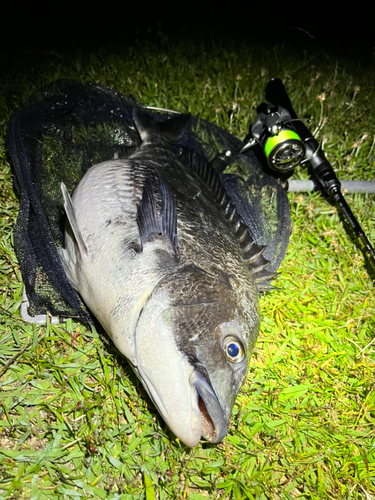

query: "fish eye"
left=223, top=336, right=244, bottom=363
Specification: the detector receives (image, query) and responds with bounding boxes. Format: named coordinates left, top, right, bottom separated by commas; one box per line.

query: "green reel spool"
left=264, top=129, right=305, bottom=172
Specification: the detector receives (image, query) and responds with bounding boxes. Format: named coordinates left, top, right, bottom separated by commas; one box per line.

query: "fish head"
left=133, top=264, right=259, bottom=447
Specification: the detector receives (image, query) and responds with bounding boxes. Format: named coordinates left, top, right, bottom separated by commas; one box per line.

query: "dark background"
left=1, top=2, right=374, bottom=65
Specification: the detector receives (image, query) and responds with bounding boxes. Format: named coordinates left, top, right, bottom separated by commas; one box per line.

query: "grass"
left=0, top=31, right=375, bottom=499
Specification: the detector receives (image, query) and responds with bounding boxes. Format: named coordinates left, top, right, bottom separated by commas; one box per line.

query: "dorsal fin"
left=255, top=271, right=279, bottom=292
left=133, top=108, right=191, bottom=143
left=136, top=170, right=178, bottom=255
left=179, top=147, right=276, bottom=291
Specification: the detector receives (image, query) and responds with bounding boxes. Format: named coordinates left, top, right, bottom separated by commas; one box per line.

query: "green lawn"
left=0, top=33, right=374, bottom=499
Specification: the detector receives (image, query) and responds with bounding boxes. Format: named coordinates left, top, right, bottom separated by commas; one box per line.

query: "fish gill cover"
left=6, top=79, right=291, bottom=323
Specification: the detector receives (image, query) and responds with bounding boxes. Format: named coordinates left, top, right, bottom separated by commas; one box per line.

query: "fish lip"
left=190, top=368, right=228, bottom=444
left=131, top=360, right=202, bottom=447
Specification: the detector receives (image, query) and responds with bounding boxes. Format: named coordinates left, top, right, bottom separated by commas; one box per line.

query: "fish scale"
left=58, top=108, right=261, bottom=447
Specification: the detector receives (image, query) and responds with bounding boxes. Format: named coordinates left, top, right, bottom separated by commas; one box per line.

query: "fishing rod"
left=210, top=78, right=375, bottom=274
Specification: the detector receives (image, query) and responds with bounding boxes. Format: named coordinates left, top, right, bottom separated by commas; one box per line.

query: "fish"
left=58, top=108, right=274, bottom=447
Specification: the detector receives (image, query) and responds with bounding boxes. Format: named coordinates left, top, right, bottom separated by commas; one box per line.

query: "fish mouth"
left=133, top=299, right=229, bottom=447
left=190, top=369, right=228, bottom=444
left=133, top=360, right=227, bottom=446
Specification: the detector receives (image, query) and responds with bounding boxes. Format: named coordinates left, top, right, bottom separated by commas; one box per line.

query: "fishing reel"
left=209, top=78, right=375, bottom=273
left=211, top=98, right=308, bottom=175
left=242, top=103, right=305, bottom=173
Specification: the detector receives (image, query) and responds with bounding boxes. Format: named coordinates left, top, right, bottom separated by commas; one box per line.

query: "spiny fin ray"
left=179, top=146, right=278, bottom=292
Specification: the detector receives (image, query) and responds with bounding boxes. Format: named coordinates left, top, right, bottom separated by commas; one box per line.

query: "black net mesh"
left=6, top=79, right=290, bottom=322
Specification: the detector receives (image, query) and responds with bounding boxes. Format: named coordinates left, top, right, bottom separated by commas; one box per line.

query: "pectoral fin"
left=61, top=182, right=88, bottom=257
left=136, top=172, right=178, bottom=255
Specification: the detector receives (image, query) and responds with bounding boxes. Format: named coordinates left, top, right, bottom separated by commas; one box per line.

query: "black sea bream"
left=58, top=109, right=263, bottom=447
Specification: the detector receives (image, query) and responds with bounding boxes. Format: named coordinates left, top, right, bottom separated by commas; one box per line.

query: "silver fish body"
left=58, top=110, right=261, bottom=447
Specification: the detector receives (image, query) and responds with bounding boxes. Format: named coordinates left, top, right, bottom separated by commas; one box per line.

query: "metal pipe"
left=287, top=180, right=375, bottom=193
